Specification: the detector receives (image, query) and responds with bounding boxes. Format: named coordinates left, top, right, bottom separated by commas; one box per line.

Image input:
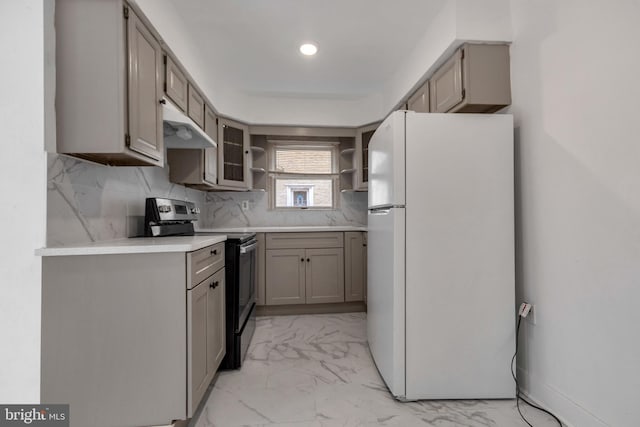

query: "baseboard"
left=516, top=367, right=611, bottom=427
left=256, top=302, right=366, bottom=316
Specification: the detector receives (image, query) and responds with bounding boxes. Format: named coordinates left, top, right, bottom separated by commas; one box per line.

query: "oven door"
left=236, top=238, right=257, bottom=332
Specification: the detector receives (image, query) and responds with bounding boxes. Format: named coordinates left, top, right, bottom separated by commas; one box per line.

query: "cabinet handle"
left=211, top=249, right=218, bottom=255
left=301, top=258, right=304, bottom=262
left=306, top=258, right=310, bottom=262
left=245, top=150, right=249, bottom=154
left=210, top=280, right=219, bottom=289
left=159, top=99, right=166, bottom=105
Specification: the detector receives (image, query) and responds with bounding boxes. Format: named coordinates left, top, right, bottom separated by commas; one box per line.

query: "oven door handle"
left=239, top=241, right=258, bottom=254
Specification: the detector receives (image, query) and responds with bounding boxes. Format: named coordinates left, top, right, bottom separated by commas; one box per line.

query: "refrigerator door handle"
left=369, top=208, right=392, bottom=215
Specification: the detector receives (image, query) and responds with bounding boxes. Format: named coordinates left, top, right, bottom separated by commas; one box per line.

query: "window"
left=268, top=143, right=338, bottom=209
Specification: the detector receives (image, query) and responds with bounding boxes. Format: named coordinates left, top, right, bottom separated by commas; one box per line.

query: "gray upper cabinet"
left=165, top=55, right=188, bottom=111
left=430, top=43, right=511, bottom=113
left=166, top=104, right=218, bottom=190
left=55, top=0, right=164, bottom=166
left=203, top=148, right=218, bottom=185
left=430, top=49, right=463, bottom=113
left=167, top=148, right=217, bottom=188
left=204, top=104, right=217, bottom=142
left=188, top=84, right=206, bottom=129
left=218, top=118, right=250, bottom=189
left=407, top=81, right=430, bottom=113
left=127, top=8, right=164, bottom=162
left=355, top=124, right=378, bottom=191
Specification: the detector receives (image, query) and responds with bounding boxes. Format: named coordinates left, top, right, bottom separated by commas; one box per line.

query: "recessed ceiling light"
left=300, top=43, right=318, bottom=56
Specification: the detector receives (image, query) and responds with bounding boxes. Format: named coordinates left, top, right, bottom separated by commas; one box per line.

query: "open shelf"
left=250, top=167, right=266, bottom=173
left=250, top=146, right=266, bottom=154
left=340, top=148, right=355, bottom=156
left=340, top=168, right=356, bottom=174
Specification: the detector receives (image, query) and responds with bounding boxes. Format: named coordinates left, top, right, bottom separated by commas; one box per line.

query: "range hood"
left=162, top=98, right=217, bottom=149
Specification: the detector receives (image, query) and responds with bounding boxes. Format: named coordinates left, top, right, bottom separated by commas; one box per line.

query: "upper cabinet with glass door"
left=217, top=118, right=250, bottom=189
left=354, top=124, right=379, bottom=191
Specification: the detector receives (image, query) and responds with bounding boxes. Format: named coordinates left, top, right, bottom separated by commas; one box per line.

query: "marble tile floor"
left=194, top=313, right=560, bottom=427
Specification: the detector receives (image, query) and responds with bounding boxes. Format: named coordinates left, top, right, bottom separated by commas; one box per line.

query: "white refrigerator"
left=367, top=111, right=515, bottom=400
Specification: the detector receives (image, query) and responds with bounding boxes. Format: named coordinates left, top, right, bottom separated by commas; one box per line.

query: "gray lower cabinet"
left=256, top=233, right=266, bottom=305
left=265, top=232, right=345, bottom=305
left=429, top=43, right=511, bottom=113
left=55, top=0, right=164, bottom=166
left=41, top=242, right=226, bottom=427
left=305, top=248, right=345, bottom=304
left=266, top=248, right=307, bottom=305
left=188, top=266, right=225, bottom=416
left=344, top=232, right=365, bottom=302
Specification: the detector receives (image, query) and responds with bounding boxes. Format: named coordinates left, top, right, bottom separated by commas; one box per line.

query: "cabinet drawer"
left=266, top=232, right=344, bottom=249
left=188, top=242, right=224, bottom=289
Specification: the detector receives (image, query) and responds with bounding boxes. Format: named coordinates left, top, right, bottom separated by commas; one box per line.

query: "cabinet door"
left=265, top=249, right=306, bottom=305
left=305, top=248, right=345, bottom=304
left=363, top=232, right=368, bottom=303
left=429, top=48, right=463, bottom=113
left=407, top=81, right=429, bottom=113
left=207, top=268, right=226, bottom=374
left=203, top=148, right=217, bottom=185
left=188, top=280, right=210, bottom=415
left=188, top=84, right=205, bottom=129
left=165, top=55, right=188, bottom=111
left=218, top=118, right=250, bottom=189
left=127, top=9, right=163, bottom=161
left=204, top=104, right=217, bottom=142
left=344, top=232, right=365, bottom=302
left=256, top=233, right=266, bottom=306
left=355, top=124, right=378, bottom=191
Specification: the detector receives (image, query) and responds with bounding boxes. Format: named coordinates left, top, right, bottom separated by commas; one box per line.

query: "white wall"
left=508, top=1, right=640, bottom=426
left=0, top=1, right=48, bottom=402
left=136, top=0, right=512, bottom=127
left=136, top=0, right=386, bottom=126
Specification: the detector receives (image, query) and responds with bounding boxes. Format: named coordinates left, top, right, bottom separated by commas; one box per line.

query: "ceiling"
left=168, top=0, right=447, bottom=100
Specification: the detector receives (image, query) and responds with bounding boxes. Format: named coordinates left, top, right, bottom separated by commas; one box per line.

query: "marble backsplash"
left=46, top=154, right=367, bottom=245
left=47, top=154, right=205, bottom=246
left=201, top=191, right=367, bottom=228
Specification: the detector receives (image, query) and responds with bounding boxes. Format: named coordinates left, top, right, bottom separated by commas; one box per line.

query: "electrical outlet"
left=527, top=305, right=537, bottom=325
left=241, top=200, right=249, bottom=211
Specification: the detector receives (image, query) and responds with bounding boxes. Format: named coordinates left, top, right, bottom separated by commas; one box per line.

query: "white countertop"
left=36, top=235, right=227, bottom=257
left=196, top=225, right=367, bottom=233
